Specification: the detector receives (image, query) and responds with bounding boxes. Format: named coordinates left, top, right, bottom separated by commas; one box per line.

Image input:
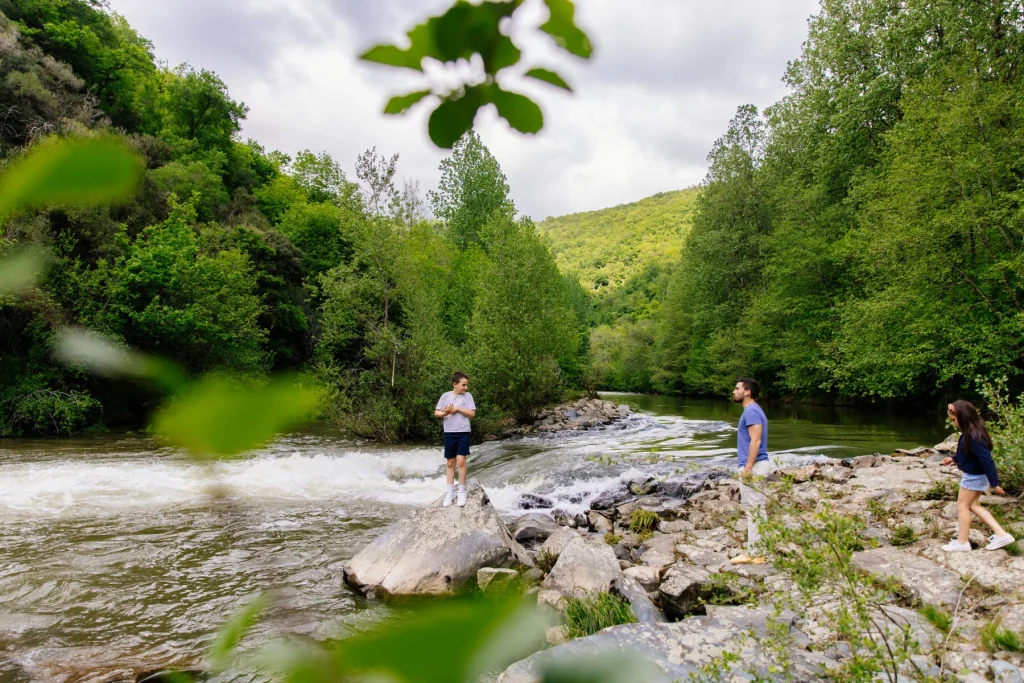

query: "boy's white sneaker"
left=442, top=489, right=454, bottom=507
left=941, top=540, right=972, bottom=552
left=986, top=534, right=1015, bottom=551
left=457, top=488, right=467, bottom=507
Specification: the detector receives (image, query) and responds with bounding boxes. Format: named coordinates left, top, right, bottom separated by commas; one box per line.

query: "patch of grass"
left=921, top=478, right=958, bottom=501
left=604, top=532, right=623, bottom=546
left=980, top=622, right=1023, bottom=653
left=919, top=604, right=953, bottom=633
left=562, top=591, right=637, bottom=639
left=636, top=530, right=653, bottom=543
left=629, top=509, right=660, bottom=534
left=535, top=548, right=557, bottom=574
left=1006, top=541, right=1022, bottom=557
left=866, top=499, right=895, bottom=521
left=890, top=525, right=918, bottom=547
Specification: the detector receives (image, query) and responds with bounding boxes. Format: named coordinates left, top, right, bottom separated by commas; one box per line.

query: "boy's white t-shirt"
left=436, top=391, right=475, bottom=433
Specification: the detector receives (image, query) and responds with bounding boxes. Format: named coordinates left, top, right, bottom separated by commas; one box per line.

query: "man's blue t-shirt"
left=737, top=402, right=769, bottom=468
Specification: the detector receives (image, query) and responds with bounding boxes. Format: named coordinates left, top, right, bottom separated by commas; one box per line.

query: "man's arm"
left=453, top=407, right=476, bottom=418
left=743, top=423, right=763, bottom=475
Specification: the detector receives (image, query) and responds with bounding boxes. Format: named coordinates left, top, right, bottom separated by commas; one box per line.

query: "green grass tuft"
left=1006, top=541, right=1022, bottom=557
left=980, top=622, right=1023, bottom=653
left=535, top=548, right=557, bottom=574
left=890, top=525, right=918, bottom=547
left=629, top=509, right=660, bottom=534
left=562, top=591, right=637, bottom=639
left=604, top=532, right=623, bottom=546
left=921, top=478, right=958, bottom=501
left=919, top=604, right=953, bottom=633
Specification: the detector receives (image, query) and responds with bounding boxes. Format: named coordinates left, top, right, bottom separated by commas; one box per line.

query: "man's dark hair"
left=737, top=378, right=760, bottom=400
left=452, top=371, right=469, bottom=385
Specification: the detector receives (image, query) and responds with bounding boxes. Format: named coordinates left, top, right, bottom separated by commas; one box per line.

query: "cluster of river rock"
left=344, top=428, right=1024, bottom=682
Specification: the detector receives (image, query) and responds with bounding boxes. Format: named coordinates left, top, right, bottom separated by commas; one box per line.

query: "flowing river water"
left=0, top=394, right=948, bottom=682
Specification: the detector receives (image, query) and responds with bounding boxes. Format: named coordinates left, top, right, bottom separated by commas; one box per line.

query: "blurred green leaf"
left=331, top=596, right=545, bottom=683
left=491, top=88, right=544, bottom=134
left=525, top=67, right=573, bottom=91
left=53, top=328, right=187, bottom=393
left=429, top=89, right=484, bottom=148
left=488, top=35, right=522, bottom=72
left=540, top=0, right=593, bottom=58
left=0, top=246, right=47, bottom=296
left=152, top=374, right=319, bottom=458
left=384, top=90, right=433, bottom=115
left=210, top=594, right=268, bottom=671
left=0, top=136, right=143, bottom=223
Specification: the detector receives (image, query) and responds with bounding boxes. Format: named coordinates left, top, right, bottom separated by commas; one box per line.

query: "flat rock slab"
left=343, top=480, right=532, bottom=600
left=920, top=546, right=1024, bottom=598
left=852, top=547, right=964, bottom=609
left=495, top=605, right=831, bottom=683
left=848, top=464, right=945, bottom=496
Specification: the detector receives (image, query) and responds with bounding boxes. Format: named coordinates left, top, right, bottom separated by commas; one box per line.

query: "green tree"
left=429, top=130, right=514, bottom=250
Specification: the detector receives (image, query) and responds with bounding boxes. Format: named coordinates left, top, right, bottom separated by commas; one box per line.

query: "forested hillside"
left=537, top=188, right=697, bottom=293
left=593, top=0, right=1024, bottom=403
left=0, top=2, right=588, bottom=438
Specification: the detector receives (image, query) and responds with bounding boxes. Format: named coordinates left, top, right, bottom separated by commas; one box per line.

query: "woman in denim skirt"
left=940, top=400, right=1015, bottom=552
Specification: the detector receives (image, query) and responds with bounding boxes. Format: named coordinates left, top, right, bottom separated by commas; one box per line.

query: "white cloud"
left=106, top=0, right=819, bottom=219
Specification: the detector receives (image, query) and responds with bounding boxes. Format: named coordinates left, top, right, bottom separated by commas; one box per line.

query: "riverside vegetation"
left=0, top=1, right=589, bottom=440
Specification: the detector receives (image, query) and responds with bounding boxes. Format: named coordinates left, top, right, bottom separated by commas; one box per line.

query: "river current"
left=0, top=395, right=946, bottom=682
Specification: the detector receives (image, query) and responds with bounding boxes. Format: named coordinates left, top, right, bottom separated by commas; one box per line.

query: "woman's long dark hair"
left=951, top=400, right=993, bottom=454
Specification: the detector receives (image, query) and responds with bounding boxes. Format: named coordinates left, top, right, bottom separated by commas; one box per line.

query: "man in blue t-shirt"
left=731, top=377, right=771, bottom=564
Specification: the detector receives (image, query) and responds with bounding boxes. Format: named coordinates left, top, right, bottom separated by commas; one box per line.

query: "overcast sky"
left=105, top=0, right=820, bottom=220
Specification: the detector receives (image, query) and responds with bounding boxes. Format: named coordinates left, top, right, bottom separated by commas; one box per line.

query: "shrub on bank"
left=980, top=379, right=1024, bottom=496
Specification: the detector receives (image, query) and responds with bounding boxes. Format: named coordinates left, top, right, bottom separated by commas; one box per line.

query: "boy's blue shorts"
left=444, top=432, right=471, bottom=459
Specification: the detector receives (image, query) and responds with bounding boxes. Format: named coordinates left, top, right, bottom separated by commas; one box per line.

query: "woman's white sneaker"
left=985, top=534, right=1015, bottom=551
left=941, top=540, right=972, bottom=552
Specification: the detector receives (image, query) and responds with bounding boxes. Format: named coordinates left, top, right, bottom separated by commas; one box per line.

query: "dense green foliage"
left=547, top=0, right=1024, bottom=403
left=0, top=3, right=587, bottom=437
left=538, top=189, right=697, bottom=392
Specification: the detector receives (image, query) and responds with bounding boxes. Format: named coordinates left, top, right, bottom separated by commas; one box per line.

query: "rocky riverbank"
left=499, top=397, right=634, bottom=436
left=344, top=435, right=1024, bottom=682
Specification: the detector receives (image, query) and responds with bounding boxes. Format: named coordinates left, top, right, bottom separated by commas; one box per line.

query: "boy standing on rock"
left=434, top=372, right=476, bottom=507
left=731, top=377, right=771, bottom=565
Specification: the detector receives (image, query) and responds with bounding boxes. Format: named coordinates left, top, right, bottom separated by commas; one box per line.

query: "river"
left=0, top=395, right=947, bottom=682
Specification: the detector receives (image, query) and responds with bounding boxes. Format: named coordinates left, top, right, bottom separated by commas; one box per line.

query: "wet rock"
left=894, top=447, right=931, bottom=457
left=627, top=476, right=657, bottom=496
left=589, top=489, right=629, bottom=511
left=516, top=493, right=555, bottom=510
left=658, top=563, right=725, bottom=619
left=551, top=508, right=576, bottom=528
left=542, top=537, right=622, bottom=597
left=852, top=547, right=964, bottom=609
left=495, top=605, right=829, bottom=683
left=344, top=480, right=532, bottom=600
left=511, top=513, right=561, bottom=544
left=613, top=575, right=666, bottom=623
left=573, top=513, right=589, bottom=529
left=477, top=567, right=519, bottom=592
left=658, top=478, right=704, bottom=500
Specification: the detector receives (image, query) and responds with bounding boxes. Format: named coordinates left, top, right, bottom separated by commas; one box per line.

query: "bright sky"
left=105, top=0, right=820, bottom=220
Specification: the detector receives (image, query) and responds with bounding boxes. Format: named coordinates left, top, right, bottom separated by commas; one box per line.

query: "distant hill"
left=537, top=187, right=700, bottom=293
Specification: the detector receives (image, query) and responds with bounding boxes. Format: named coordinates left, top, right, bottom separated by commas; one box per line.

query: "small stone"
left=852, top=455, right=878, bottom=469
left=552, top=508, right=576, bottom=528
left=818, top=466, right=853, bottom=483
left=525, top=568, right=544, bottom=582
left=477, top=567, right=519, bottom=591
left=586, top=510, right=614, bottom=533
left=659, top=519, right=694, bottom=534
left=623, top=565, right=661, bottom=592
left=904, top=500, right=935, bottom=514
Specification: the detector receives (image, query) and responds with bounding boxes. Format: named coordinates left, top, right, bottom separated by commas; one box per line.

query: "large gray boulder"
left=542, top=537, right=622, bottom=597
left=852, top=547, right=964, bottom=609
left=538, top=528, right=580, bottom=561
left=613, top=575, right=666, bottom=623
left=343, top=480, right=532, bottom=600
left=511, top=513, right=561, bottom=544
left=495, top=605, right=831, bottom=683
left=658, top=563, right=726, bottom=619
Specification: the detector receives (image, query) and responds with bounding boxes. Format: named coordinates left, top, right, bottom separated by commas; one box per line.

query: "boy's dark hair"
left=452, top=371, right=469, bottom=385
left=737, top=378, right=760, bottom=400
